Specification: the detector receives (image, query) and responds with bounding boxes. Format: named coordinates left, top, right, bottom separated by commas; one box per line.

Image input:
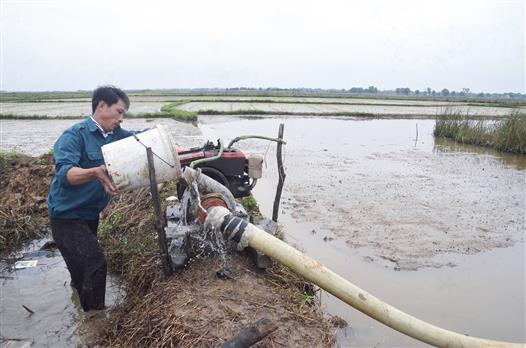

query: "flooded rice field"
left=0, top=118, right=201, bottom=155
left=1, top=114, right=525, bottom=346
left=122, top=95, right=467, bottom=106
left=0, top=237, right=122, bottom=347
left=181, top=101, right=520, bottom=116
left=3, top=97, right=523, bottom=118
left=0, top=101, right=165, bottom=117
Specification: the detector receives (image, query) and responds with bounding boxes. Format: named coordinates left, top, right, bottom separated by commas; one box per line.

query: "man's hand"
left=66, top=165, right=118, bottom=196
left=92, top=165, right=118, bottom=196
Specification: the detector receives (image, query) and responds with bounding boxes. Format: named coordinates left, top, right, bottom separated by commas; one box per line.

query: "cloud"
left=1, top=0, right=524, bottom=92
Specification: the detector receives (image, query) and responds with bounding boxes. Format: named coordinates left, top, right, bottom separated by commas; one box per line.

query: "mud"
left=200, top=117, right=525, bottom=269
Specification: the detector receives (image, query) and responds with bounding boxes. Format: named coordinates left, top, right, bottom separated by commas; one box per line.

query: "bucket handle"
left=132, top=134, right=176, bottom=168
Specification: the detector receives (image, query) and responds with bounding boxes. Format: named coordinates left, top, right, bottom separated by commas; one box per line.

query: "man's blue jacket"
left=47, top=117, right=135, bottom=220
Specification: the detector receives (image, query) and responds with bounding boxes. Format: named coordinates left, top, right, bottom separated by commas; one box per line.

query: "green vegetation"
left=465, top=102, right=524, bottom=109
left=0, top=114, right=82, bottom=120
left=0, top=151, right=19, bottom=162
left=0, top=91, right=91, bottom=102
left=301, top=291, right=315, bottom=306
left=241, top=194, right=261, bottom=217
left=128, top=101, right=197, bottom=122
left=434, top=113, right=526, bottom=154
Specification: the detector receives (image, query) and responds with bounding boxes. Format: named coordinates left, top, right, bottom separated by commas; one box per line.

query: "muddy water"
left=199, top=116, right=525, bottom=346
left=0, top=237, right=123, bottom=347
left=2, top=115, right=524, bottom=346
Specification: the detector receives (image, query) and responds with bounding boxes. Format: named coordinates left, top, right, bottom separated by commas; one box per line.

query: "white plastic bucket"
left=101, top=125, right=182, bottom=191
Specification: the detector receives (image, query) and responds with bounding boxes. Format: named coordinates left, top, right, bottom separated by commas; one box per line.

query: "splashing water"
left=168, top=181, right=232, bottom=269
left=194, top=223, right=230, bottom=269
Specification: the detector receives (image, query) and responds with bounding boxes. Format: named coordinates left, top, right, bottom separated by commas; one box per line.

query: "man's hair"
left=91, top=86, right=130, bottom=113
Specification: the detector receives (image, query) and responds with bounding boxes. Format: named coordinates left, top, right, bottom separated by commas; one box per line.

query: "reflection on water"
left=434, top=137, right=526, bottom=170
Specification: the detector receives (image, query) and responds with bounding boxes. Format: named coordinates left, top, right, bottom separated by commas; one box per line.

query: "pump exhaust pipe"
left=204, top=205, right=523, bottom=348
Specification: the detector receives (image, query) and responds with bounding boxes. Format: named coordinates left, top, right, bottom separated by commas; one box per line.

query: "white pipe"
left=205, top=206, right=524, bottom=348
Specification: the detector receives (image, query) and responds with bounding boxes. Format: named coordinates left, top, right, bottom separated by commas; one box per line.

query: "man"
left=47, top=86, right=135, bottom=311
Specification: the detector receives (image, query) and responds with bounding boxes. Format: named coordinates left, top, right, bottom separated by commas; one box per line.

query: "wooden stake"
left=146, top=147, right=172, bottom=277
left=220, top=318, right=278, bottom=348
left=272, top=123, right=285, bottom=222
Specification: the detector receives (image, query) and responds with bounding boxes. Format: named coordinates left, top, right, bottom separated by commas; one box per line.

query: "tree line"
left=222, top=87, right=524, bottom=99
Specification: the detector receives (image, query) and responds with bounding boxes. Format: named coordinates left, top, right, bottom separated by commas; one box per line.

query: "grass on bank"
left=127, top=101, right=197, bottom=122
left=0, top=151, right=19, bottom=162
left=434, top=112, right=526, bottom=154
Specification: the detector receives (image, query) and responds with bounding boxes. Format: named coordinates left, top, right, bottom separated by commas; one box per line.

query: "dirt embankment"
left=103, top=254, right=336, bottom=347
left=96, top=184, right=338, bottom=347
left=0, top=154, right=54, bottom=254
left=1, top=156, right=338, bottom=347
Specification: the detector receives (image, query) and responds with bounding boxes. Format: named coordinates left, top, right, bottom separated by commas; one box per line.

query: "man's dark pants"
left=50, top=217, right=106, bottom=311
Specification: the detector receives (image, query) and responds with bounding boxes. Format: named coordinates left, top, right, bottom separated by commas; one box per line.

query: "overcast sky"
left=1, top=0, right=524, bottom=93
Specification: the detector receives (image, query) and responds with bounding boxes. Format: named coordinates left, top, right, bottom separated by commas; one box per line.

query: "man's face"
left=94, top=99, right=127, bottom=132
